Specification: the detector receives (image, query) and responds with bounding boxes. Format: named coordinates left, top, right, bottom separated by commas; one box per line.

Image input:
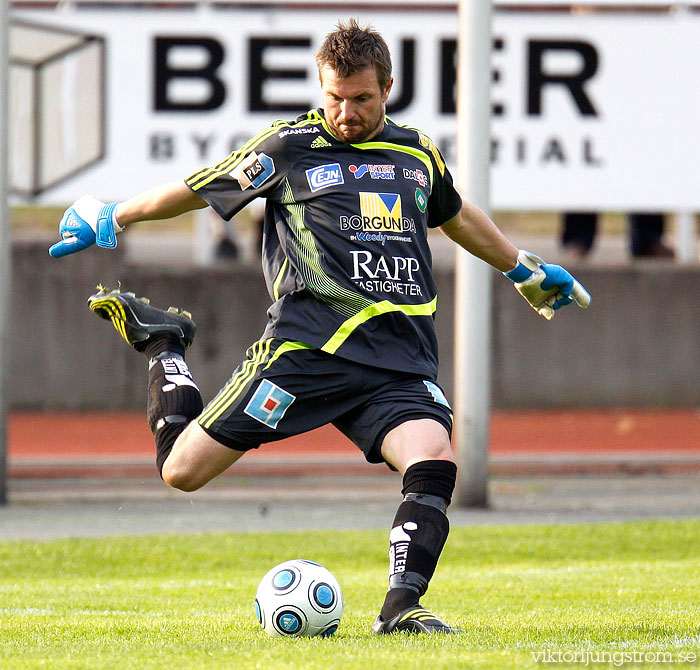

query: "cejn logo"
left=306, top=163, right=344, bottom=192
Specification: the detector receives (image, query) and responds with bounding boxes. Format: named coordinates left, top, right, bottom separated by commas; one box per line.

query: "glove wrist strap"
left=95, top=203, right=122, bottom=249
left=504, top=252, right=532, bottom=283
left=504, top=249, right=544, bottom=282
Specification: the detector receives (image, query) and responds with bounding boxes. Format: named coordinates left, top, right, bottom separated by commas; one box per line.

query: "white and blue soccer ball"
left=254, top=559, right=343, bottom=637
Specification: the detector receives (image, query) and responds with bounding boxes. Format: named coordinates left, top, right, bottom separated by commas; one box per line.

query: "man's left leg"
left=372, top=419, right=461, bottom=634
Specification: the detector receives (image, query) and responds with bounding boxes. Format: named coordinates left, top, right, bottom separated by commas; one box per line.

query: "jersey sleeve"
left=184, top=125, right=288, bottom=221
left=419, top=135, right=463, bottom=228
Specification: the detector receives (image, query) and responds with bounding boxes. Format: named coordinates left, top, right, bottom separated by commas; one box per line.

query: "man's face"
left=319, top=66, right=393, bottom=143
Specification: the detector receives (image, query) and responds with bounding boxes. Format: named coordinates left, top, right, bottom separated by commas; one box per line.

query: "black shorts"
left=197, top=338, right=453, bottom=464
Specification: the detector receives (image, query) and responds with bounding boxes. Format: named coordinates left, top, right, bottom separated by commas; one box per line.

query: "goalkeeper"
left=50, top=19, right=589, bottom=635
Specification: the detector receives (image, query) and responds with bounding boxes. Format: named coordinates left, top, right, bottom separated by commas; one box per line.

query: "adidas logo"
left=310, top=136, right=332, bottom=148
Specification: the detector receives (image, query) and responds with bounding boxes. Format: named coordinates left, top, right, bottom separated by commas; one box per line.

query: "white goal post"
left=1, top=0, right=11, bottom=505
left=453, top=0, right=493, bottom=508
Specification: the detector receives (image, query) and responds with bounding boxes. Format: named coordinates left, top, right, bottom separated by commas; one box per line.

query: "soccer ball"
left=254, top=559, right=343, bottom=637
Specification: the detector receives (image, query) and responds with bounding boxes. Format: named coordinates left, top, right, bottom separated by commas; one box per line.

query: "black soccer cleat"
left=88, top=285, right=196, bottom=351
left=371, top=606, right=462, bottom=635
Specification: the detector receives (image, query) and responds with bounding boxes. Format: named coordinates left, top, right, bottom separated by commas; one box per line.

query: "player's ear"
left=382, top=77, right=394, bottom=103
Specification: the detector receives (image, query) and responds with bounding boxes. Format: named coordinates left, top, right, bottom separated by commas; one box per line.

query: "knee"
left=405, top=446, right=456, bottom=472
left=161, top=460, right=204, bottom=492
left=424, top=442, right=456, bottom=462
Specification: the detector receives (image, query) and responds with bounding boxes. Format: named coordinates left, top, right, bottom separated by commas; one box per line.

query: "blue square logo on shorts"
left=244, top=379, right=296, bottom=429
left=423, top=380, right=451, bottom=409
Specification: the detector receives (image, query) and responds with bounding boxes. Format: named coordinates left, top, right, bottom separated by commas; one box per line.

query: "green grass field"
left=1, top=521, right=698, bottom=669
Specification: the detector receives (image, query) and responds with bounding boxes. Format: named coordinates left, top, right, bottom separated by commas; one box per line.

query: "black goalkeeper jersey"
left=185, top=109, right=463, bottom=379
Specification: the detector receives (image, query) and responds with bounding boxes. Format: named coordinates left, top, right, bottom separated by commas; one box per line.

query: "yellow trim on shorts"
left=198, top=339, right=315, bottom=429
left=262, top=340, right=315, bottom=371
left=198, top=339, right=272, bottom=428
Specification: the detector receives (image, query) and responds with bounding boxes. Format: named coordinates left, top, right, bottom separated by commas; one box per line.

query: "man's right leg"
left=88, top=286, right=244, bottom=491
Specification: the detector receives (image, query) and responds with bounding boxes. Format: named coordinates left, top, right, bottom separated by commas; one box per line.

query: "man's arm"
left=438, top=201, right=590, bottom=320
left=115, top=181, right=207, bottom=229
left=49, top=181, right=207, bottom=258
left=438, top=201, right=518, bottom=272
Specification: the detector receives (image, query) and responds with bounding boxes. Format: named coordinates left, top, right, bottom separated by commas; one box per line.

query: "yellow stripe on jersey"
left=320, top=296, right=438, bottom=355
left=272, top=257, right=289, bottom=302
left=186, top=113, right=324, bottom=191
left=350, top=140, right=434, bottom=189
left=281, top=180, right=373, bottom=318
left=390, top=119, right=446, bottom=177
left=186, top=127, right=279, bottom=191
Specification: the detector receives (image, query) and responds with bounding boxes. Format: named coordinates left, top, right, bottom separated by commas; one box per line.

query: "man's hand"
left=49, top=196, right=122, bottom=258
left=504, top=250, right=591, bottom=320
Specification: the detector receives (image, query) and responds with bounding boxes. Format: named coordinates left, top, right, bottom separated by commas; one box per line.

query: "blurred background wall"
left=7, top=0, right=700, bottom=411
left=10, top=241, right=699, bottom=409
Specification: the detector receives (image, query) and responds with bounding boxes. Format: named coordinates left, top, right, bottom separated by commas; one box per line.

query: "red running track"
left=8, top=409, right=700, bottom=459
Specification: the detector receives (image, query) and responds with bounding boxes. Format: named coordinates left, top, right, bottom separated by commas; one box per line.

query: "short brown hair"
left=316, top=19, right=392, bottom=89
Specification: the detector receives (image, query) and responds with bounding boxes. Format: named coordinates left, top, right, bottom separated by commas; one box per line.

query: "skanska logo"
left=278, top=126, right=320, bottom=138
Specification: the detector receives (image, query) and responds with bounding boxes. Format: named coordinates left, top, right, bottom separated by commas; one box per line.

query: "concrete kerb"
left=3, top=472, right=700, bottom=541
left=9, top=450, right=700, bottom=480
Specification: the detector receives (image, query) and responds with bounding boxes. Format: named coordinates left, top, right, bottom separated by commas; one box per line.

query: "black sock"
left=147, top=349, right=203, bottom=475
left=139, top=334, right=185, bottom=359
left=380, top=460, right=457, bottom=620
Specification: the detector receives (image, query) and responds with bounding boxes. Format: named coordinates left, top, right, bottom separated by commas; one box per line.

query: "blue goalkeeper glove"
left=49, top=196, right=122, bottom=258
left=504, top=250, right=591, bottom=320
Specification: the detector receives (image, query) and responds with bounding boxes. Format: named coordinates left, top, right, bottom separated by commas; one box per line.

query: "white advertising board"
left=9, top=6, right=700, bottom=209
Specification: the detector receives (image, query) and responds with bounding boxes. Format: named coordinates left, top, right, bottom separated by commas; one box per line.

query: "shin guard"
left=380, top=460, right=457, bottom=619
left=147, top=351, right=204, bottom=475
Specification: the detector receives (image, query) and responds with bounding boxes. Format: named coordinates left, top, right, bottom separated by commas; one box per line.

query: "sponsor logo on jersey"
left=350, top=250, right=420, bottom=281
left=339, top=192, right=417, bottom=234
left=231, top=152, right=275, bottom=190
left=418, top=133, right=446, bottom=176
left=349, top=250, right=423, bottom=296
left=415, top=188, right=428, bottom=213
left=403, top=167, right=428, bottom=187
left=244, top=379, right=296, bottom=429
left=278, top=126, right=320, bottom=138
left=310, top=135, right=332, bottom=148
left=349, top=164, right=395, bottom=180
left=360, top=192, right=402, bottom=227
left=305, top=163, right=344, bottom=192
left=351, top=231, right=413, bottom=245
